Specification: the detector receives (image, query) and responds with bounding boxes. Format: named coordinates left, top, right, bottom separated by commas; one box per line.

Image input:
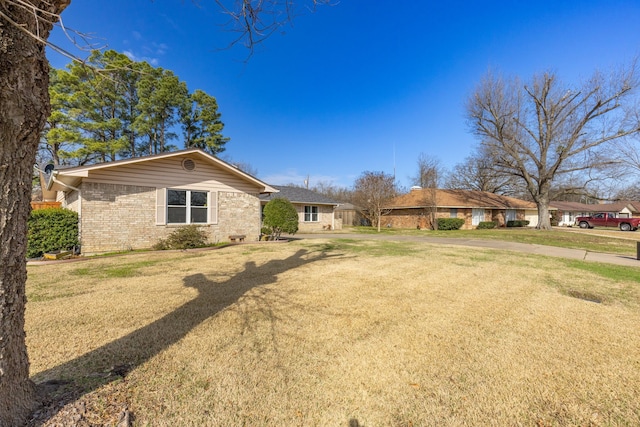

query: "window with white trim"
left=450, top=208, right=458, bottom=218
left=304, top=205, right=319, bottom=222
left=167, top=189, right=208, bottom=224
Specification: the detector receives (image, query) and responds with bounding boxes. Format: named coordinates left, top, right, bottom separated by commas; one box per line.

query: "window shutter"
left=208, top=191, right=218, bottom=224
left=156, top=188, right=166, bottom=225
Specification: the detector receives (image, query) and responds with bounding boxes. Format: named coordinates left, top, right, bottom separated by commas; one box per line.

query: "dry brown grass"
left=26, top=240, right=640, bottom=426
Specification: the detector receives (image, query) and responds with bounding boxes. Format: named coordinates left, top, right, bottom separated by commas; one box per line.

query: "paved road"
left=295, top=233, right=640, bottom=268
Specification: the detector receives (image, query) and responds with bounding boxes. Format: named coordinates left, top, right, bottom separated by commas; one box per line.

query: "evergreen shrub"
left=507, top=220, right=530, bottom=227
left=262, top=198, right=298, bottom=239
left=436, top=218, right=465, bottom=230
left=153, top=225, right=208, bottom=250
left=477, top=221, right=497, bottom=229
left=27, top=208, right=79, bottom=258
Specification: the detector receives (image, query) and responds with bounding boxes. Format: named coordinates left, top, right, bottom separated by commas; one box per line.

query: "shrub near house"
left=27, top=208, right=78, bottom=258
left=507, top=220, right=530, bottom=227
left=262, top=198, right=299, bottom=239
left=477, top=221, right=498, bottom=229
left=437, top=218, right=465, bottom=230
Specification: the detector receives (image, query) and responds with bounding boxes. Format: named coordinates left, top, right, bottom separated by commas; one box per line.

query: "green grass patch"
left=560, top=259, right=640, bottom=284
left=350, top=226, right=638, bottom=256
left=547, top=259, right=640, bottom=307
left=28, top=290, right=90, bottom=303
left=72, top=260, right=162, bottom=278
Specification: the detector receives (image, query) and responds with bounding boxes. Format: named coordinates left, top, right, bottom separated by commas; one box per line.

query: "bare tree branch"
left=467, top=63, right=640, bottom=229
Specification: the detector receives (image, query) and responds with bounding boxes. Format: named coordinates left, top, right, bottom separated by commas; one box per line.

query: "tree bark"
left=0, top=1, right=69, bottom=424
left=536, top=201, right=552, bottom=230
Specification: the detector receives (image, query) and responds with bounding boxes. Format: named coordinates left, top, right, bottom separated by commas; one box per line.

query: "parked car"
left=575, top=213, right=640, bottom=231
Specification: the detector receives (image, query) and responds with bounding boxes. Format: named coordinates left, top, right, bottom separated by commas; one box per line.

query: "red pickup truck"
left=575, top=213, right=640, bottom=231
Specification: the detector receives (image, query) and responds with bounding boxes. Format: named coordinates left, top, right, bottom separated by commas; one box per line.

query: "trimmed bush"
left=477, top=221, right=497, bottom=229
left=27, top=208, right=79, bottom=258
left=153, top=225, right=208, bottom=250
left=507, top=220, right=530, bottom=227
left=436, top=218, right=465, bottom=230
left=262, top=198, right=298, bottom=239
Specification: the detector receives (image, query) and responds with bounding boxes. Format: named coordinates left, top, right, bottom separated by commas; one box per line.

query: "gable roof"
left=616, top=201, right=640, bottom=213
left=388, top=189, right=538, bottom=210
left=259, top=186, right=339, bottom=206
left=549, top=201, right=601, bottom=212
left=46, top=148, right=277, bottom=193
left=550, top=201, right=638, bottom=213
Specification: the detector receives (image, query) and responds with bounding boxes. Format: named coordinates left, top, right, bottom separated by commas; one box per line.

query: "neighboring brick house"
left=551, top=201, right=639, bottom=226
left=385, top=188, right=539, bottom=229
left=46, top=149, right=277, bottom=255
left=259, top=186, right=341, bottom=232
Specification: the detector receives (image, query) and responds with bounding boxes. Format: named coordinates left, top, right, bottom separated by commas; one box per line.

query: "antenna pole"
left=393, top=144, right=396, bottom=179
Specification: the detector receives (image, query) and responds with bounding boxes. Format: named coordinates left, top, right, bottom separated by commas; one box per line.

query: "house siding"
left=80, top=154, right=260, bottom=194
left=65, top=182, right=261, bottom=255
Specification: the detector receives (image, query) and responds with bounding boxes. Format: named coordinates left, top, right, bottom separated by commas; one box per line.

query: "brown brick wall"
left=386, top=207, right=528, bottom=230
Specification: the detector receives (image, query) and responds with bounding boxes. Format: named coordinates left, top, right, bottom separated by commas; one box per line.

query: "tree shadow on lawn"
left=29, top=248, right=340, bottom=424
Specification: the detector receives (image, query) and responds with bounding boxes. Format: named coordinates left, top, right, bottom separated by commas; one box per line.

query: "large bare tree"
left=352, top=171, right=398, bottom=232
left=445, top=146, right=523, bottom=197
left=467, top=66, right=640, bottom=229
left=0, top=1, right=329, bottom=425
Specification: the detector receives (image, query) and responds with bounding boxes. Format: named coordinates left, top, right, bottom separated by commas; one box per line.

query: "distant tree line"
left=41, top=50, right=229, bottom=166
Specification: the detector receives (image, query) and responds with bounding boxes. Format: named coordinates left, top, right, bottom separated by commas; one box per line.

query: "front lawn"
left=26, top=240, right=640, bottom=425
left=348, top=225, right=639, bottom=256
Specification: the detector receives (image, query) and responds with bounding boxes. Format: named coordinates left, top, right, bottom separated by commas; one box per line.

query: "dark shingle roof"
left=259, top=186, right=338, bottom=205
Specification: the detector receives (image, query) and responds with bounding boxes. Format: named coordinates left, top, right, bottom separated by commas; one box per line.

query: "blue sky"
left=47, top=1, right=640, bottom=189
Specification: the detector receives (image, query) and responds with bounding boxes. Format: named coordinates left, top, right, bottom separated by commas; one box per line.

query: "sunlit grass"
left=347, top=225, right=639, bottom=255
left=26, top=239, right=640, bottom=425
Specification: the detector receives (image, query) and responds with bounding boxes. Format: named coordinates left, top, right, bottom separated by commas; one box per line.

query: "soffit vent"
left=182, top=158, right=196, bottom=171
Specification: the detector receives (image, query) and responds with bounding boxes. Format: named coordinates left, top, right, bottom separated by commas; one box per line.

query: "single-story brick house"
left=47, top=149, right=277, bottom=254
left=551, top=201, right=639, bottom=226
left=385, top=188, right=539, bottom=229
left=259, top=186, right=341, bottom=232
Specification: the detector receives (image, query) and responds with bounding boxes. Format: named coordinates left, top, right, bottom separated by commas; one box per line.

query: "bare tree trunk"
left=0, top=1, right=69, bottom=424
left=536, top=199, right=552, bottom=230
left=534, top=182, right=552, bottom=230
